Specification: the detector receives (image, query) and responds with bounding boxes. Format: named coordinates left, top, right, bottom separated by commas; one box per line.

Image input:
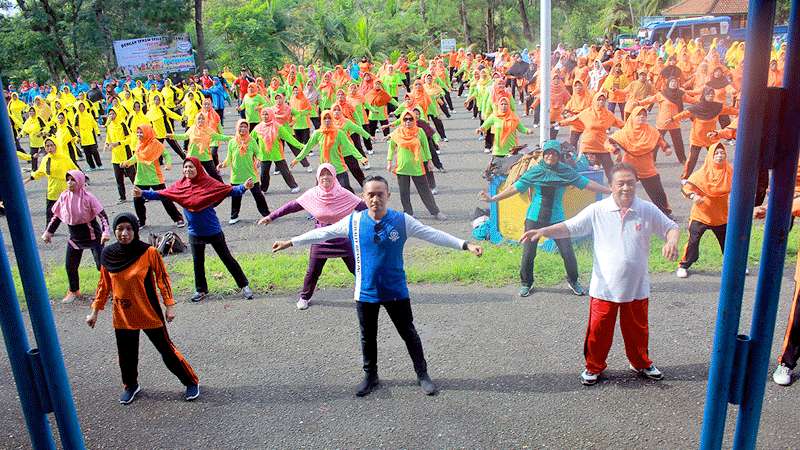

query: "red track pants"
left=584, top=297, right=652, bottom=373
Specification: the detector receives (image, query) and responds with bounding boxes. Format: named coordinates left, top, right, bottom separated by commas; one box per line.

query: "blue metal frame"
left=700, top=0, right=800, bottom=448
left=0, top=79, right=85, bottom=448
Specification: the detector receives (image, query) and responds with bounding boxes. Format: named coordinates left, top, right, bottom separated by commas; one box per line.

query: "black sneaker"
left=190, top=291, right=207, bottom=303
left=567, top=279, right=587, bottom=296
left=417, top=373, right=438, bottom=396
left=355, top=373, right=379, bottom=397
left=119, top=385, right=141, bottom=405
left=185, top=384, right=200, bottom=401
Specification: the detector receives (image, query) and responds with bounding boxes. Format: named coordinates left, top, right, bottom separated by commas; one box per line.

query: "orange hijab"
left=233, top=119, right=251, bottom=155
left=365, top=82, right=391, bottom=106
left=610, top=106, right=660, bottom=157
left=565, top=80, right=593, bottom=112
left=493, top=97, right=520, bottom=147
left=389, top=111, right=422, bottom=162
left=290, top=89, right=312, bottom=111
left=410, top=82, right=432, bottom=115
left=318, top=110, right=340, bottom=162
left=136, top=124, right=164, bottom=163
left=187, top=113, right=214, bottom=156
left=687, top=142, right=733, bottom=197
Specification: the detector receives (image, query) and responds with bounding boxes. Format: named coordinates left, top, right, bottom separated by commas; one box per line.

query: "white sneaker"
left=241, top=286, right=254, bottom=300
left=745, top=266, right=751, bottom=275
left=273, top=170, right=280, bottom=175
left=631, top=364, right=664, bottom=380
left=367, top=150, right=374, bottom=155
left=443, top=138, right=449, bottom=142
left=431, top=188, right=438, bottom=195
left=483, top=149, right=491, bottom=153
left=290, top=187, right=301, bottom=194
left=434, top=212, right=448, bottom=221
left=676, top=267, right=688, bottom=278
left=296, top=298, right=309, bottom=310
left=228, top=217, right=240, bottom=225
left=580, top=369, right=599, bottom=386
left=306, top=166, right=313, bottom=173
left=773, top=364, right=793, bottom=386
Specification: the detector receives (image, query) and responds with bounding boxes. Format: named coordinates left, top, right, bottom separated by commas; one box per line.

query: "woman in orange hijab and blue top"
left=134, top=157, right=255, bottom=302
left=676, top=142, right=732, bottom=278
left=480, top=140, right=610, bottom=297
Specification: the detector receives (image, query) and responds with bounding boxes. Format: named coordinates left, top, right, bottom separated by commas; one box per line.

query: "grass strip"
left=11, top=224, right=797, bottom=303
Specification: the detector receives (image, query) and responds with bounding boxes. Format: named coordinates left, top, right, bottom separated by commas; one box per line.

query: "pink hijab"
left=51, top=170, right=105, bottom=225
left=253, top=109, right=278, bottom=147
left=296, top=163, right=361, bottom=225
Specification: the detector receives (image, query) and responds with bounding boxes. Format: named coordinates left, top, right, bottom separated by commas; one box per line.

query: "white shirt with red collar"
left=564, top=196, right=678, bottom=303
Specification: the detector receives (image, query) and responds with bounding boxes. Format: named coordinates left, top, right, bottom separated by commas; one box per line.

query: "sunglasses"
left=373, top=222, right=384, bottom=244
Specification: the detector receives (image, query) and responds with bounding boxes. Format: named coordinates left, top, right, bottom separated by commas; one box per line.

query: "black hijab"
left=688, top=86, right=724, bottom=120
left=661, top=77, right=685, bottom=110
left=101, top=213, right=151, bottom=273
left=706, top=69, right=731, bottom=89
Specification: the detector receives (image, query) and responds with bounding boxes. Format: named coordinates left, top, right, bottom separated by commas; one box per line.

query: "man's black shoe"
left=355, top=374, right=379, bottom=397
left=417, top=373, right=438, bottom=395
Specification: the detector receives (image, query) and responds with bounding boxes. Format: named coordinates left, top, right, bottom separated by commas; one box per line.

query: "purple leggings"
left=301, top=255, right=356, bottom=300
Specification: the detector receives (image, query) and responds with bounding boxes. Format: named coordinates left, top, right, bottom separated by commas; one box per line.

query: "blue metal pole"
left=0, top=81, right=85, bottom=449
left=734, top=1, right=800, bottom=447
left=0, top=229, right=56, bottom=450
left=699, top=0, right=776, bottom=448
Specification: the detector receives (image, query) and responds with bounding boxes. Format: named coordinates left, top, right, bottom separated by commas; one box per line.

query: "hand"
left=475, top=128, right=482, bottom=135
left=361, top=158, right=369, bottom=167
left=85, top=311, right=98, bottom=328
left=691, top=194, right=704, bottom=204
left=753, top=205, right=767, bottom=220
left=133, top=186, right=143, bottom=198
left=244, top=178, right=255, bottom=189
left=467, top=243, right=483, bottom=257
left=258, top=216, right=272, bottom=226
left=519, top=228, right=544, bottom=243
left=100, top=235, right=110, bottom=245
left=41, top=232, right=52, bottom=244
left=120, top=161, right=130, bottom=168
left=707, top=131, right=719, bottom=139
left=662, top=239, right=679, bottom=261
left=217, top=163, right=225, bottom=171
left=426, top=161, right=433, bottom=171
left=386, top=162, right=393, bottom=172
left=165, top=133, right=173, bottom=139
left=272, top=240, right=293, bottom=252
left=663, top=146, right=673, bottom=156
left=479, top=191, right=493, bottom=202
left=165, top=305, right=176, bottom=323
left=289, top=159, right=298, bottom=168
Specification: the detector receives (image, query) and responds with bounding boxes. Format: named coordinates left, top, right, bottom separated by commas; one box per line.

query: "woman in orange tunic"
left=676, top=142, right=732, bottom=278
left=559, top=91, right=624, bottom=181
left=668, top=86, right=738, bottom=180
left=562, top=79, right=593, bottom=150
left=607, top=106, right=674, bottom=217
left=87, top=212, right=199, bottom=404
left=637, top=77, right=698, bottom=164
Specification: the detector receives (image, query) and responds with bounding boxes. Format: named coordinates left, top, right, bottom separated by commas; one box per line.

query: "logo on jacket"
left=388, top=229, right=400, bottom=242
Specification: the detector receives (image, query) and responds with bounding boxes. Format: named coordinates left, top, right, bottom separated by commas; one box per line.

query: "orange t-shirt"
left=638, top=92, right=697, bottom=130
left=620, top=137, right=667, bottom=179
left=685, top=184, right=729, bottom=226
left=674, top=105, right=738, bottom=147
left=92, top=247, right=175, bottom=330
left=565, top=108, right=625, bottom=153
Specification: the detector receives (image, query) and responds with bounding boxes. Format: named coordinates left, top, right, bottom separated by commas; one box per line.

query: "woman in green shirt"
left=478, top=96, right=530, bottom=157
left=217, top=119, right=270, bottom=223
left=167, top=112, right=225, bottom=182
left=291, top=111, right=366, bottom=193
left=253, top=108, right=305, bottom=194
left=387, top=111, right=445, bottom=220
left=238, top=84, right=269, bottom=131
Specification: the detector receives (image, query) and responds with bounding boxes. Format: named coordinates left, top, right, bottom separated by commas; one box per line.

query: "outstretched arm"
left=273, top=215, right=350, bottom=251
left=405, top=214, right=483, bottom=256
left=520, top=222, right=571, bottom=243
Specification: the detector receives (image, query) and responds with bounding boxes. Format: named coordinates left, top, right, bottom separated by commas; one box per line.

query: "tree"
left=485, top=0, right=496, bottom=51
left=517, top=0, right=534, bottom=43
left=194, top=0, right=206, bottom=70
left=459, top=0, right=471, bottom=44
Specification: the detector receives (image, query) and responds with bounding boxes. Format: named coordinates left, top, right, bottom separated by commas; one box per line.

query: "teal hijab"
left=522, top=140, right=583, bottom=187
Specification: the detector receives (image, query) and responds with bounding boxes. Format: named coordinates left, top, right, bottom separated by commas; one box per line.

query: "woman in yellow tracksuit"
left=74, top=102, right=103, bottom=171
left=26, top=137, right=80, bottom=224
left=21, top=108, right=50, bottom=171
left=54, top=111, right=82, bottom=166
left=104, top=108, right=136, bottom=203
left=7, top=92, right=28, bottom=153
left=146, top=95, right=186, bottom=159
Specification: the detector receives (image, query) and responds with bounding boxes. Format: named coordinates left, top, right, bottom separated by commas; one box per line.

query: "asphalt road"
left=1, top=93, right=799, bottom=448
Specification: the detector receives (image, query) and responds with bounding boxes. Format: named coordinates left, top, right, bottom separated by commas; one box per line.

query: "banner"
left=113, top=34, right=196, bottom=77
left=440, top=38, right=457, bottom=53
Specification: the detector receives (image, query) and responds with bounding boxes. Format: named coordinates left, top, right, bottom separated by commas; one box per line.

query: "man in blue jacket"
left=273, top=176, right=483, bottom=396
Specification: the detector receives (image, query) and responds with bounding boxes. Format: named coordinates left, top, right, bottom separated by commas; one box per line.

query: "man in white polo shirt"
left=521, top=163, right=680, bottom=385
